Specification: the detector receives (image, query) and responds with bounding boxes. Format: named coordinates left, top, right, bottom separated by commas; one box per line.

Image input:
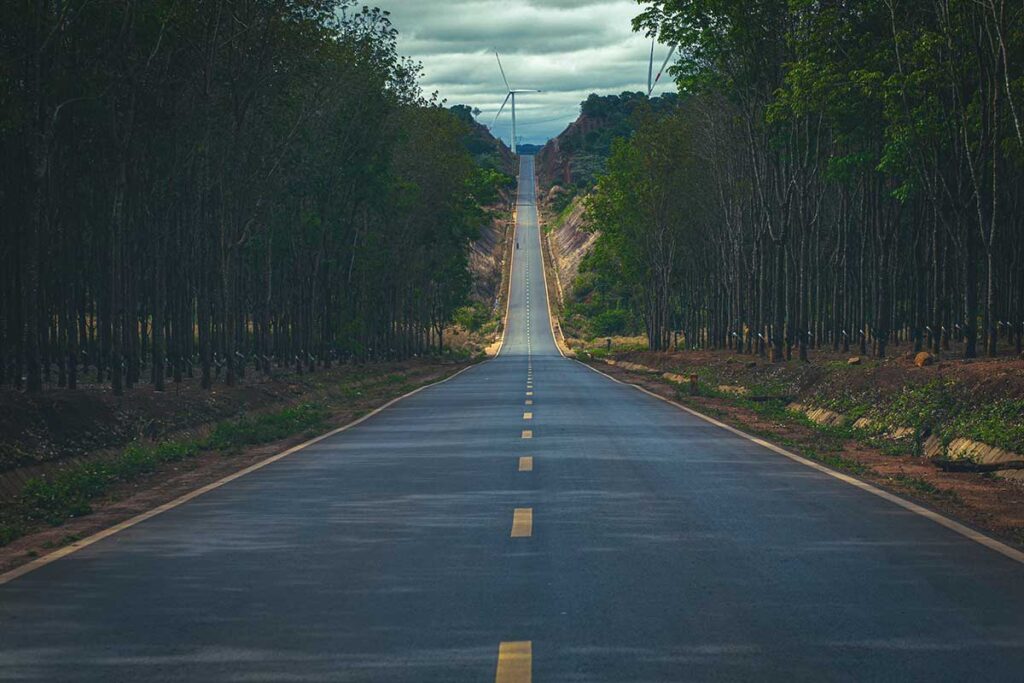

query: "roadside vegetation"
left=565, top=1, right=1024, bottom=361
left=1, top=0, right=511, bottom=396
left=574, top=339, right=1024, bottom=468
left=582, top=345, right=1024, bottom=543
left=0, top=0, right=520, bottom=560
left=0, top=359, right=477, bottom=551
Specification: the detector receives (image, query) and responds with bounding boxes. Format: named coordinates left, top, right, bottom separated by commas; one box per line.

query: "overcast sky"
left=373, top=0, right=675, bottom=145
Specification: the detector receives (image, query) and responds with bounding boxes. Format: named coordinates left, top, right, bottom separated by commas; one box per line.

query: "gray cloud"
left=374, top=0, right=675, bottom=144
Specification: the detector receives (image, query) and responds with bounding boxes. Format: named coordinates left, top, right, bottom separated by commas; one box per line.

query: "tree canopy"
left=0, top=0, right=501, bottom=394
left=579, top=0, right=1024, bottom=358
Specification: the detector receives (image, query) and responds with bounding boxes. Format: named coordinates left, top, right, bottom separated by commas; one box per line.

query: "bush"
left=205, top=404, right=325, bottom=452
left=453, top=303, right=492, bottom=333
left=590, top=308, right=632, bottom=336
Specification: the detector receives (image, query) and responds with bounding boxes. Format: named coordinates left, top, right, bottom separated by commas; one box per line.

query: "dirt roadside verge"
left=0, top=359, right=478, bottom=576
left=580, top=357, right=1024, bottom=551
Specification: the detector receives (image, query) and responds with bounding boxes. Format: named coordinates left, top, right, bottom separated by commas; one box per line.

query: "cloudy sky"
left=374, top=0, right=675, bottom=145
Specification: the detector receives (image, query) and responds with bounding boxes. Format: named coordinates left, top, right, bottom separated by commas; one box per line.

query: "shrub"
left=590, top=308, right=632, bottom=336
left=453, top=303, right=492, bottom=332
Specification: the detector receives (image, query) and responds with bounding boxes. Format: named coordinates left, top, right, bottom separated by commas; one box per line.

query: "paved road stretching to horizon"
left=1, top=156, right=1023, bottom=681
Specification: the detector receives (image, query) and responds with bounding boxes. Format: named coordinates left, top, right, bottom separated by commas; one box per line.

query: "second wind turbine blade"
left=491, top=92, right=512, bottom=129
left=649, top=45, right=677, bottom=96
left=495, top=51, right=511, bottom=91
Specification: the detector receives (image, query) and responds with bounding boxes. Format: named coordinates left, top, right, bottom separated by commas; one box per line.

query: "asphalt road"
left=1, top=156, right=1023, bottom=682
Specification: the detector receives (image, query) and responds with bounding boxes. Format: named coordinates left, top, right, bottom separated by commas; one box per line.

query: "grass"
left=670, top=388, right=871, bottom=476
left=0, top=355, right=468, bottom=551
left=946, top=399, right=1024, bottom=454
left=204, top=403, right=326, bottom=453
left=0, top=356, right=479, bottom=549
left=5, top=404, right=326, bottom=533
left=813, top=451, right=872, bottom=475
left=890, top=473, right=963, bottom=505
left=0, top=403, right=326, bottom=543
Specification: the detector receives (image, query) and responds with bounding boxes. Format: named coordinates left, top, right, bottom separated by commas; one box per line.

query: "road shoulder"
left=578, top=357, right=1024, bottom=561
left=0, top=360, right=480, bottom=582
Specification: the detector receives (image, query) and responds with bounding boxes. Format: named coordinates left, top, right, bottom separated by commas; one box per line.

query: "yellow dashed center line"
left=495, top=641, right=532, bottom=683
left=510, top=508, right=533, bottom=537
left=518, top=456, right=533, bottom=472
left=525, top=399, right=533, bottom=405
left=521, top=429, right=532, bottom=439
left=523, top=412, right=532, bottom=420
left=526, top=391, right=533, bottom=396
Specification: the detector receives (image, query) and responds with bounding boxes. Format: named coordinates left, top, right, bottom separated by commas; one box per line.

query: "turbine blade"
left=490, top=92, right=512, bottom=129
left=650, top=45, right=677, bottom=95
left=648, top=38, right=655, bottom=94
left=495, top=51, right=511, bottom=91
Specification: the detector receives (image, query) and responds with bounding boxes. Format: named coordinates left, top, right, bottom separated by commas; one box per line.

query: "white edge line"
left=534, top=160, right=567, bottom=360
left=574, top=359, right=1024, bottom=566
left=0, top=362, right=481, bottom=586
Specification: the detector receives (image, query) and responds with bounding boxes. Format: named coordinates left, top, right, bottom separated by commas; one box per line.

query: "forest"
left=583, top=0, right=1024, bottom=360
left=0, top=0, right=503, bottom=395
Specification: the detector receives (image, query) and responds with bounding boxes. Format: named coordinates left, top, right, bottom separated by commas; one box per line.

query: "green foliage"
left=945, top=400, right=1024, bottom=455
left=618, top=0, right=1024, bottom=366
left=590, top=309, right=634, bottom=336
left=453, top=302, right=493, bottom=333
left=890, top=474, right=962, bottom=505
left=18, top=440, right=203, bottom=526
left=8, top=404, right=324, bottom=535
left=1, top=0, right=504, bottom=393
left=583, top=107, right=706, bottom=349
left=205, top=404, right=326, bottom=452
left=883, top=381, right=958, bottom=432
left=554, top=92, right=680, bottom=192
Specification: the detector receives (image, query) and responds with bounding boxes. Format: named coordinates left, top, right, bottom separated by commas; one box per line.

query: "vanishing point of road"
left=1, top=157, right=1022, bottom=681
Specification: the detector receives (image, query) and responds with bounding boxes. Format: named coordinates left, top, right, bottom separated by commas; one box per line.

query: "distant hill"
left=536, top=91, right=678, bottom=201
left=516, top=143, right=545, bottom=155
left=449, top=105, right=515, bottom=176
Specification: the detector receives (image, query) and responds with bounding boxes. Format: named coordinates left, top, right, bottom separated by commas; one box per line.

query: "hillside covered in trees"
left=537, top=92, right=678, bottom=201
left=580, top=0, right=1024, bottom=360
left=0, top=0, right=510, bottom=396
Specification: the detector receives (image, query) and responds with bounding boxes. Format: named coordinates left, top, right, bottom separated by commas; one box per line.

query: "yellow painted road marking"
left=525, top=399, right=533, bottom=405
left=522, top=429, right=533, bottom=439
left=523, top=412, right=533, bottom=420
left=495, top=641, right=532, bottom=683
left=518, top=456, right=533, bottom=472
left=511, top=508, right=533, bottom=537
left=526, top=391, right=533, bottom=396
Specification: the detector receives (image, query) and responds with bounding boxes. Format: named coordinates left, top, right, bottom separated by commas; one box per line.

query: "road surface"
left=1, top=156, right=1022, bottom=681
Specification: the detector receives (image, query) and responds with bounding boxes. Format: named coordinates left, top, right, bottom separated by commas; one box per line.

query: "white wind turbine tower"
left=647, top=39, right=677, bottom=97
left=490, top=51, right=540, bottom=155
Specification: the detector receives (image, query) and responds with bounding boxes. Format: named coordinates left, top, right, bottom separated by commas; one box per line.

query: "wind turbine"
left=491, top=51, right=540, bottom=155
left=647, top=39, right=677, bottom=97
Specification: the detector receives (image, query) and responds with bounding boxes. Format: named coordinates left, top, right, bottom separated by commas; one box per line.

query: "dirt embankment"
left=577, top=345, right=1024, bottom=548
left=544, top=196, right=596, bottom=304
left=469, top=206, right=513, bottom=305
left=535, top=113, right=604, bottom=190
